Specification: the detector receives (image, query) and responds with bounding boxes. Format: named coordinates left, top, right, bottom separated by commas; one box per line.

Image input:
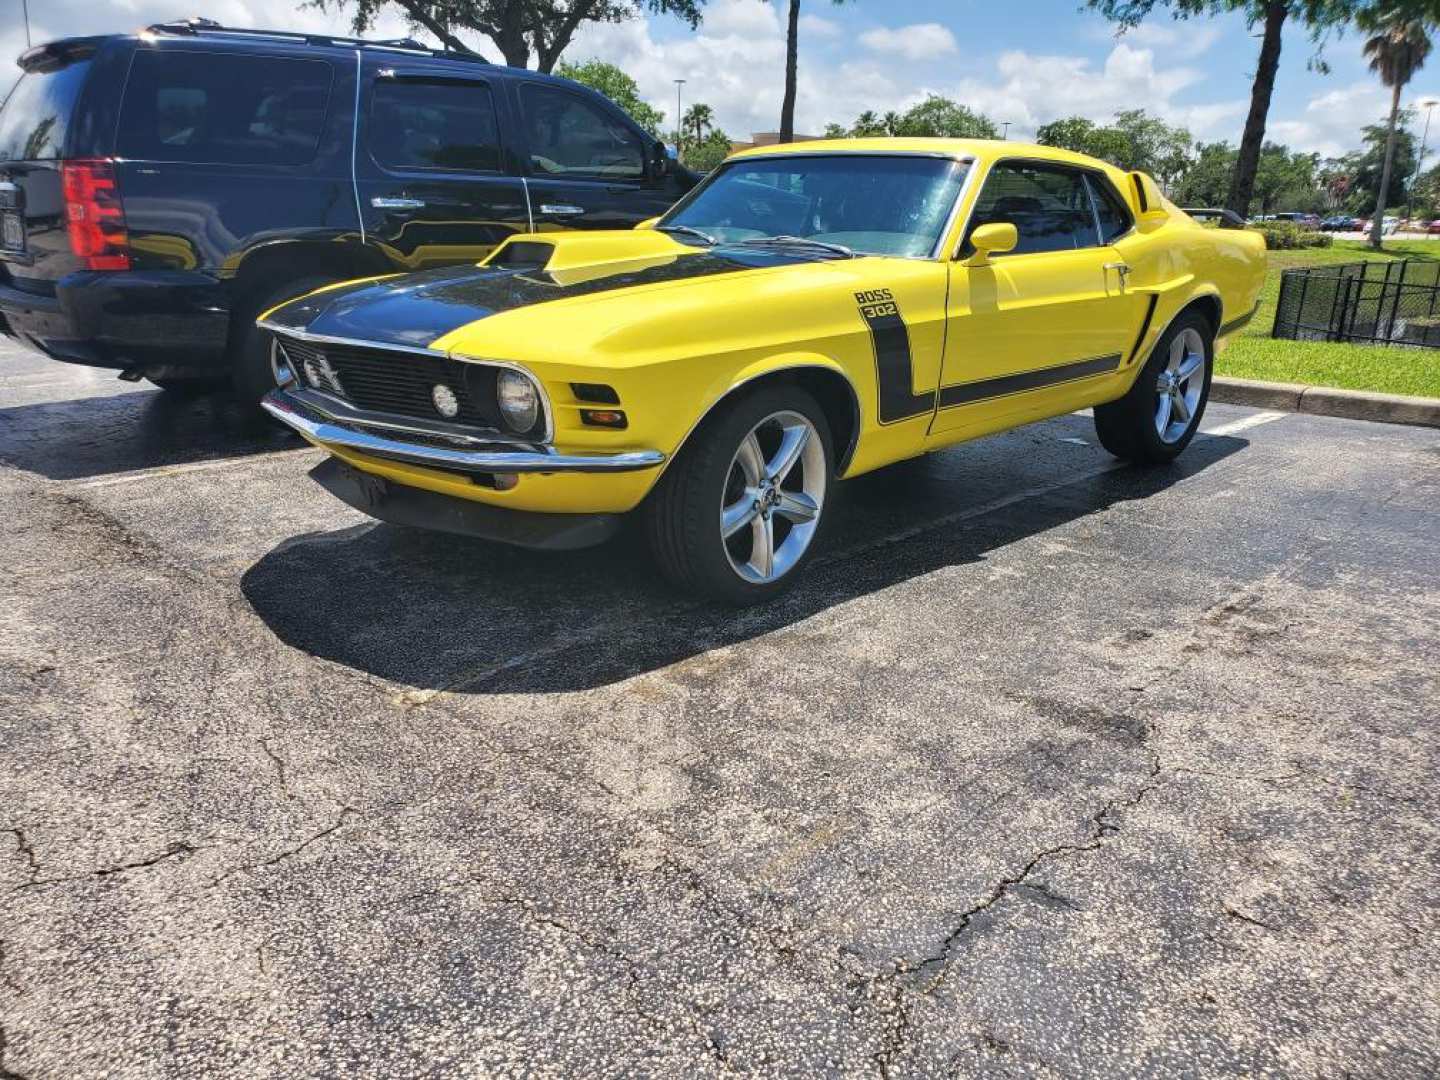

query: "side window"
left=116, top=50, right=332, bottom=166
left=1086, top=174, right=1133, bottom=243
left=967, top=162, right=1099, bottom=255
left=369, top=78, right=501, bottom=172
left=518, top=84, right=643, bottom=179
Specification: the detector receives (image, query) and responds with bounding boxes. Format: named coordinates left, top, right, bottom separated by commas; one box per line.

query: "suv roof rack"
left=143, top=17, right=489, bottom=64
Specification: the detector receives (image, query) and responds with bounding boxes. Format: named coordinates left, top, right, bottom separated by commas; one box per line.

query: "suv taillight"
left=61, top=158, right=130, bottom=271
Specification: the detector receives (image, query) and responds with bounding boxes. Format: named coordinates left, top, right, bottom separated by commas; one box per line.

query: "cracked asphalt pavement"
left=1, top=340, right=1437, bottom=1078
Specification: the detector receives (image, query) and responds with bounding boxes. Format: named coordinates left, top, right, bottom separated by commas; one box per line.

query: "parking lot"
left=1, top=338, right=1437, bottom=1078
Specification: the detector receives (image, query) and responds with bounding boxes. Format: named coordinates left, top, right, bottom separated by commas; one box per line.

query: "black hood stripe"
left=265, top=247, right=823, bottom=350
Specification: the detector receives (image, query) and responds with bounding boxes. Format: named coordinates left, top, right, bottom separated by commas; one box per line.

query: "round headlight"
left=496, top=369, right=540, bottom=433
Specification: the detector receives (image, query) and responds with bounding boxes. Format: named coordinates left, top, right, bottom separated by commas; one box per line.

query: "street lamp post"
left=1408, top=97, right=1440, bottom=230
left=674, top=79, right=686, bottom=162
left=1001, top=121, right=1012, bottom=140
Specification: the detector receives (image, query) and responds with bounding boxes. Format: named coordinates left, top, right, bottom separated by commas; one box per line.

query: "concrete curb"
left=1211, top=377, right=1440, bottom=429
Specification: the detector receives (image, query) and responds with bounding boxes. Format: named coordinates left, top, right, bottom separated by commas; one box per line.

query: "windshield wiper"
left=655, top=223, right=717, bottom=246
left=735, top=235, right=855, bottom=258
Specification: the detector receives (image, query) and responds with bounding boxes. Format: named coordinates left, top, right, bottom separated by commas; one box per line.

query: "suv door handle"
left=371, top=196, right=426, bottom=210
left=538, top=204, right=585, bottom=217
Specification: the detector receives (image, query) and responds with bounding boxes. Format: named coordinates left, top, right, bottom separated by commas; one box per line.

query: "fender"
left=665, top=353, right=862, bottom=479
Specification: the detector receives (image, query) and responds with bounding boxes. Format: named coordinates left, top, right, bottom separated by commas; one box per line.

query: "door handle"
left=538, top=204, right=585, bottom=217
left=1104, top=261, right=1131, bottom=285
left=371, top=196, right=426, bottom=210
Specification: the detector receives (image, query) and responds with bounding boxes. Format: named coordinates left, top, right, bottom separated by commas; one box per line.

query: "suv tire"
left=230, top=276, right=341, bottom=404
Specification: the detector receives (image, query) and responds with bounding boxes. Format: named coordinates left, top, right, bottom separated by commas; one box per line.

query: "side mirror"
left=650, top=142, right=674, bottom=179
left=963, top=222, right=1018, bottom=266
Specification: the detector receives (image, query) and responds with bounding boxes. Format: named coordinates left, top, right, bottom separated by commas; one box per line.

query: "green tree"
left=779, top=0, right=850, bottom=142
left=686, top=129, right=733, bottom=172
left=893, top=95, right=998, bottom=138
left=1345, top=116, right=1419, bottom=212
left=1362, top=10, right=1432, bottom=245
left=555, top=59, right=664, bottom=134
left=1085, top=1, right=1398, bottom=219
left=1174, top=141, right=1238, bottom=206
left=1252, top=142, right=1320, bottom=212
left=312, top=0, right=706, bottom=72
left=682, top=102, right=716, bottom=145
left=849, top=110, right=886, bottom=136
left=1036, top=109, right=1192, bottom=185
left=822, top=122, right=850, bottom=138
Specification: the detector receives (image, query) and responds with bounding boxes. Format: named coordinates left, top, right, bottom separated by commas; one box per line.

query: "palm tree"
left=779, top=0, right=849, bottom=142
left=683, top=103, right=715, bottom=148
left=1364, top=15, right=1432, bottom=248
left=882, top=110, right=902, bottom=137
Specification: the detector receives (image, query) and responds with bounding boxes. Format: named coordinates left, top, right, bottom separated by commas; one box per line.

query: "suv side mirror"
left=963, top=222, right=1018, bottom=266
left=651, top=142, right=672, bottom=179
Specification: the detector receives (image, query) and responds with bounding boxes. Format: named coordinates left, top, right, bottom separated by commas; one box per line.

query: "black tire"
left=1094, top=309, right=1214, bottom=464
left=229, top=275, right=341, bottom=405
left=645, top=384, right=834, bottom=606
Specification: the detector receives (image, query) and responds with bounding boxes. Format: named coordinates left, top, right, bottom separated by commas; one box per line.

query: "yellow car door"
left=930, top=160, right=1150, bottom=438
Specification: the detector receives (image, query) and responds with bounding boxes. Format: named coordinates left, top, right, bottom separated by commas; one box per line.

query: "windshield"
left=661, top=153, right=969, bottom=258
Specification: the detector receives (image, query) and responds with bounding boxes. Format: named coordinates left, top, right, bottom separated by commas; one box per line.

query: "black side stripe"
left=1128, top=294, right=1160, bottom=365
left=938, top=353, right=1122, bottom=409
left=860, top=303, right=935, bottom=423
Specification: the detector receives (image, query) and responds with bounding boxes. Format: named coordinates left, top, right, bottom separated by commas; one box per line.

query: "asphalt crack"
left=4, top=831, right=39, bottom=887
left=14, top=840, right=202, bottom=890
left=209, top=807, right=356, bottom=886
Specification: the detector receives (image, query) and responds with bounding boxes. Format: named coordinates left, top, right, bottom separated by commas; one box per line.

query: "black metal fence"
left=1273, top=259, right=1440, bottom=348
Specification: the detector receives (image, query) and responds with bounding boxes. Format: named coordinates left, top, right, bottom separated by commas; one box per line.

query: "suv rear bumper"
left=0, top=270, right=230, bottom=371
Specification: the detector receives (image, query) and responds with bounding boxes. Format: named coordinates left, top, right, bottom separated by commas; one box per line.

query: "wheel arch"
left=226, top=239, right=392, bottom=320
left=670, top=358, right=863, bottom=479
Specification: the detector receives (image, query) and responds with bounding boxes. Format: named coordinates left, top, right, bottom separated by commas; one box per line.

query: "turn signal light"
left=581, top=409, right=627, bottom=428
left=61, top=158, right=130, bottom=271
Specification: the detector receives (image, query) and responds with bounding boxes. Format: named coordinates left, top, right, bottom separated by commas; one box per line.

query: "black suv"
left=0, top=19, right=696, bottom=399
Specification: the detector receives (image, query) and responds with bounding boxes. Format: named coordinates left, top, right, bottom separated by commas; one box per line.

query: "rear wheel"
left=646, top=385, right=833, bottom=605
left=1093, top=310, right=1213, bottom=464
left=229, top=275, right=341, bottom=405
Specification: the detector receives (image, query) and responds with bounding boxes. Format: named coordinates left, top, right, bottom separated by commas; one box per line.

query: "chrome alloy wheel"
left=720, top=410, right=826, bottom=584
left=1155, top=326, right=1206, bottom=443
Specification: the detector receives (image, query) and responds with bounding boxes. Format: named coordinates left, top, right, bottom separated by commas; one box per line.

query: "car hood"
left=262, top=231, right=845, bottom=351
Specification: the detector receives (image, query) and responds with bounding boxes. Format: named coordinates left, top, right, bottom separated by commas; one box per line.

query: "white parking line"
left=64, top=446, right=320, bottom=490
left=1203, top=410, right=1287, bottom=437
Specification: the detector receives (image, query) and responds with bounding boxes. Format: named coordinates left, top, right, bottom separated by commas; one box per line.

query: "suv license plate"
left=1, top=212, right=23, bottom=252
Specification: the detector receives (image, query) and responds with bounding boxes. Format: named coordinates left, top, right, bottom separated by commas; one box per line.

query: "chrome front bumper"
left=261, top=387, right=666, bottom=475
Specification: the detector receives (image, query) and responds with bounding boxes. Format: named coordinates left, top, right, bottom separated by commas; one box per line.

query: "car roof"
left=728, top=137, right=1125, bottom=174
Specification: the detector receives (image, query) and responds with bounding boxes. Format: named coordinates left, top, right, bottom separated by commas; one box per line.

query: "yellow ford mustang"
left=260, top=138, right=1265, bottom=604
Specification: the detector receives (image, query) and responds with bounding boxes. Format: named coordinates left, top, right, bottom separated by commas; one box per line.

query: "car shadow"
left=240, top=418, right=1248, bottom=696
left=0, top=388, right=301, bottom=480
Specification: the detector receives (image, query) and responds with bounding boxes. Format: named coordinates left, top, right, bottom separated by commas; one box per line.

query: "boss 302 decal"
left=856, top=289, right=935, bottom=424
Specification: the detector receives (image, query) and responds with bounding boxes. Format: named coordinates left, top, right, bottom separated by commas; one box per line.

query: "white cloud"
left=798, top=15, right=842, bottom=40
left=1268, top=81, right=1396, bottom=158
left=858, top=24, right=958, bottom=62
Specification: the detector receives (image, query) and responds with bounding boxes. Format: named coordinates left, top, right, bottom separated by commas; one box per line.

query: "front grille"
left=277, top=335, right=505, bottom=429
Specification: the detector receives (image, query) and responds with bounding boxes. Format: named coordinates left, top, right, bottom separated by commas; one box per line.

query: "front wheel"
left=1093, top=310, right=1213, bottom=464
left=646, top=386, right=833, bottom=605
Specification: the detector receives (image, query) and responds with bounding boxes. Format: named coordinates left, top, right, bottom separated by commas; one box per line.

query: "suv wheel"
left=229, top=276, right=340, bottom=405
left=646, top=385, right=833, bottom=605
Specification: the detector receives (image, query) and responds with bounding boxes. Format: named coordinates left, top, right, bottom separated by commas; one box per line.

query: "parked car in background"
left=259, top=139, right=1266, bottom=603
left=0, top=19, right=697, bottom=399
left=1320, top=215, right=1358, bottom=231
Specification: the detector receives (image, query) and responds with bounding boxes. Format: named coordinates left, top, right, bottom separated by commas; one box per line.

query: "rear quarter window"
left=117, top=50, right=333, bottom=166
left=0, top=62, right=92, bottom=160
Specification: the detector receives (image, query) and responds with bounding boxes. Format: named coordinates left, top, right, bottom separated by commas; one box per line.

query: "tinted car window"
left=666, top=154, right=968, bottom=257
left=370, top=79, right=501, bottom=172
left=117, top=50, right=332, bottom=165
left=968, top=162, right=1099, bottom=255
left=1087, top=174, right=1132, bottom=243
left=0, top=61, right=92, bottom=161
left=519, top=85, right=643, bottom=179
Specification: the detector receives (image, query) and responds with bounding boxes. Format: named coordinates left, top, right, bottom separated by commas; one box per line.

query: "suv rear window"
left=117, top=50, right=332, bottom=166
left=369, top=78, right=501, bottom=172
left=0, top=62, right=92, bottom=160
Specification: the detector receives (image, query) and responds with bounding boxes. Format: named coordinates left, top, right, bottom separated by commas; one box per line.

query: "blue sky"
left=7, top=0, right=1439, bottom=157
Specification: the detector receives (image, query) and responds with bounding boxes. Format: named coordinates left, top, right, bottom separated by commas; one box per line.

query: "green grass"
left=1216, top=239, right=1440, bottom=398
